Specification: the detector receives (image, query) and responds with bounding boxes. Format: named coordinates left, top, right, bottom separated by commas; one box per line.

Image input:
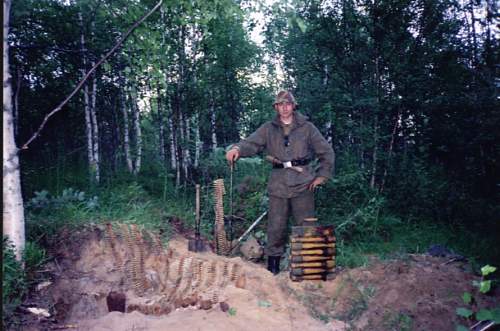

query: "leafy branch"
left=20, top=0, right=164, bottom=151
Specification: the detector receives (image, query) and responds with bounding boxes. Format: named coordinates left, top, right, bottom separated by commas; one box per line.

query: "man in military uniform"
left=226, top=90, right=335, bottom=275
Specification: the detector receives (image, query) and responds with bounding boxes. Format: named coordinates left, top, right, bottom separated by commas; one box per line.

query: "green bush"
left=3, top=238, right=27, bottom=329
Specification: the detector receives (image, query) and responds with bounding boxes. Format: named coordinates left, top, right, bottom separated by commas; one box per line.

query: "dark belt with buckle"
left=273, top=158, right=311, bottom=169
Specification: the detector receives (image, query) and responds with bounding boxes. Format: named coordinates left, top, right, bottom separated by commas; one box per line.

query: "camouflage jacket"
left=235, top=112, right=335, bottom=198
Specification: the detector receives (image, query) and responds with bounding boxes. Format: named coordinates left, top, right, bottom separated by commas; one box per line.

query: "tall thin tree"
left=3, top=0, right=25, bottom=260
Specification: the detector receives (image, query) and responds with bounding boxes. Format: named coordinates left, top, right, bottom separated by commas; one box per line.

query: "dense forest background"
left=3, top=0, right=499, bottom=325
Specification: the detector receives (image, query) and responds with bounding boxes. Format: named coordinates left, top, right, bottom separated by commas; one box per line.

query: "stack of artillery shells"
left=289, top=225, right=336, bottom=282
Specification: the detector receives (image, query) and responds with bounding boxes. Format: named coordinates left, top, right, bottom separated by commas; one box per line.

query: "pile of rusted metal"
left=289, top=219, right=336, bottom=281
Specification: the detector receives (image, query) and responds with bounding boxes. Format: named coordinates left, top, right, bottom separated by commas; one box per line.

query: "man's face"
left=274, top=102, right=295, bottom=117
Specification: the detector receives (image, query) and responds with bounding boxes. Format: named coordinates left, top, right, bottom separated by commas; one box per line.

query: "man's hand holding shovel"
left=226, top=147, right=240, bottom=166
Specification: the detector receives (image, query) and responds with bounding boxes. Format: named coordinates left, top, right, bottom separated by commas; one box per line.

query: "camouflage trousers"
left=265, top=190, right=315, bottom=257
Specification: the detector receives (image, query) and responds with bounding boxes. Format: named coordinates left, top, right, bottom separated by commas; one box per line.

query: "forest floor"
left=14, top=221, right=499, bottom=331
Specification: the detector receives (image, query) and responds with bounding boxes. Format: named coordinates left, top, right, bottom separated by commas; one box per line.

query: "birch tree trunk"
left=132, top=91, right=142, bottom=175
left=179, top=111, right=187, bottom=181
left=468, top=0, right=478, bottom=66
left=156, top=84, right=165, bottom=163
left=370, top=57, right=380, bottom=190
left=370, top=117, right=378, bottom=190
left=323, top=63, right=333, bottom=144
left=194, top=114, right=200, bottom=168
left=169, top=97, right=180, bottom=186
left=79, top=13, right=98, bottom=183
left=379, top=111, right=401, bottom=194
left=168, top=115, right=177, bottom=171
left=13, top=67, right=21, bottom=139
left=121, top=91, right=133, bottom=173
left=90, top=63, right=100, bottom=182
left=3, top=0, right=25, bottom=260
left=184, top=113, right=191, bottom=179
left=210, top=92, right=217, bottom=151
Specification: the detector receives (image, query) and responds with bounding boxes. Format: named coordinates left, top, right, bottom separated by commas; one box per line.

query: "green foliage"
left=481, top=265, right=497, bottom=277
left=23, top=241, right=49, bottom=283
left=26, top=188, right=100, bottom=242
left=3, top=238, right=27, bottom=329
left=25, top=180, right=183, bottom=247
left=257, top=300, right=272, bottom=308
left=456, top=264, right=499, bottom=327
left=228, top=307, right=237, bottom=316
left=456, top=307, right=473, bottom=318
left=478, top=280, right=492, bottom=294
left=382, top=312, right=413, bottom=331
left=476, top=309, right=500, bottom=323
left=317, top=168, right=400, bottom=243
left=462, top=292, right=472, bottom=305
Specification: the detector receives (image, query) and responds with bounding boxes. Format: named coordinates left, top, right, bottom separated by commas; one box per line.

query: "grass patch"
left=335, top=219, right=499, bottom=269
left=25, top=180, right=196, bottom=247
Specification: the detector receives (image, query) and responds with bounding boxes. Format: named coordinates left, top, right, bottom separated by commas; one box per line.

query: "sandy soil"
left=15, top=224, right=499, bottom=331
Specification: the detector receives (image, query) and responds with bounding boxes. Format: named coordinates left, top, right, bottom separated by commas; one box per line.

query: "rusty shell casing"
left=290, top=236, right=336, bottom=243
left=291, top=260, right=335, bottom=269
left=290, top=273, right=336, bottom=282
left=290, top=267, right=335, bottom=276
left=290, top=255, right=333, bottom=263
left=291, top=225, right=334, bottom=237
left=291, top=242, right=335, bottom=250
left=290, top=248, right=335, bottom=256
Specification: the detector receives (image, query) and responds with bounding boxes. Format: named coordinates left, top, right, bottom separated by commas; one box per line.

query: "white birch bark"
left=156, top=85, right=165, bottom=163
left=210, top=94, right=217, bottom=151
left=178, top=111, right=187, bottom=181
left=184, top=113, right=191, bottom=177
left=3, top=0, right=25, bottom=260
left=323, top=63, right=332, bottom=144
left=194, top=114, right=200, bottom=168
left=79, top=13, right=96, bottom=182
left=370, top=119, right=378, bottom=190
left=90, top=62, right=100, bottom=182
left=121, top=91, right=133, bottom=173
left=13, top=67, right=21, bottom=139
left=172, top=113, right=180, bottom=187
left=133, top=91, right=142, bottom=175
left=168, top=116, right=177, bottom=170
left=370, top=58, right=380, bottom=190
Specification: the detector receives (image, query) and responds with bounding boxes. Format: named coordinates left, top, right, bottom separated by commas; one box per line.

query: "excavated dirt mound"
left=17, top=224, right=499, bottom=331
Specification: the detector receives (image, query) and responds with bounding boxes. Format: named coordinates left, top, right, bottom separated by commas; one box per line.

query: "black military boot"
left=267, top=256, right=281, bottom=275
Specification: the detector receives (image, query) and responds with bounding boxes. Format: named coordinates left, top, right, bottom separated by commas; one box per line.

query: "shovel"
left=188, top=184, right=206, bottom=252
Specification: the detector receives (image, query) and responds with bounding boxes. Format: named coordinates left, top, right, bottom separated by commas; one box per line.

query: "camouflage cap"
left=273, top=90, right=297, bottom=105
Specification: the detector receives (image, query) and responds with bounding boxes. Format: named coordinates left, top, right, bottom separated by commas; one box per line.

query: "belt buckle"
left=283, top=161, right=292, bottom=168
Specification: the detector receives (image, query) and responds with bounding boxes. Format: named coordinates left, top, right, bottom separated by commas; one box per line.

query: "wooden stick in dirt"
left=291, top=260, right=335, bottom=269
left=291, top=242, right=335, bottom=250
left=291, top=236, right=335, bottom=243
left=290, top=248, right=335, bottom=256
left=290, top=255, right=333, bottom=263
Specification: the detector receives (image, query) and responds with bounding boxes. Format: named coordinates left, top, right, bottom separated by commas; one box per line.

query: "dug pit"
left=19, top=224, right=500, bottom=331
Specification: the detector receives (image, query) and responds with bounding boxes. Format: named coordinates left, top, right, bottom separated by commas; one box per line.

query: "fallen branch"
left=21, top=0, right=163, bottom=150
